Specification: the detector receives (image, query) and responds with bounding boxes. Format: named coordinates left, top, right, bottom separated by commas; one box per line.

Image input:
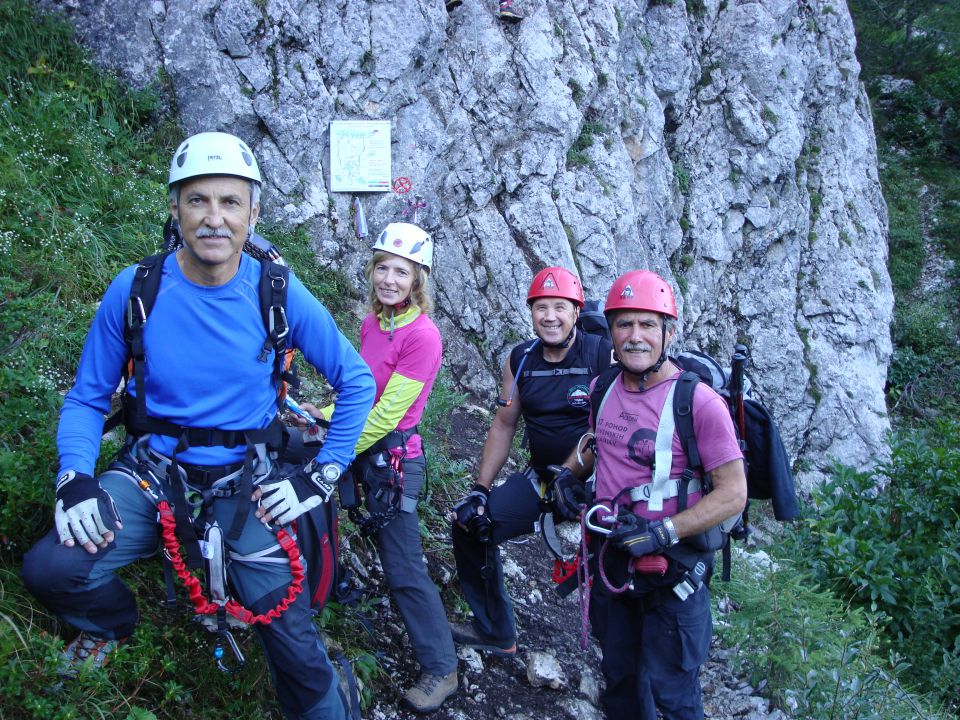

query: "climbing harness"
left=349, top=449, right=406, bottom=535
left=345, top=428, right=418, bottom=536
left=136, top=470, right=305, bottom=673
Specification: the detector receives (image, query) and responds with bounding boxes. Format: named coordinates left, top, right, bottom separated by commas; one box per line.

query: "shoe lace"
left=417, top=674, right=442, bottom=693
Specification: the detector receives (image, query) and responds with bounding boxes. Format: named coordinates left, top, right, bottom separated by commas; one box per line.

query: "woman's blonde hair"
left=365, top=250, right=434, bottom=315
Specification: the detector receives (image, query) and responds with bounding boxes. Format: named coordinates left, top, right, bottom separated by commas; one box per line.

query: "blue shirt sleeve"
left=286, top=273, right=375, bottom=470
left=57, top=266, right=137, bottom=476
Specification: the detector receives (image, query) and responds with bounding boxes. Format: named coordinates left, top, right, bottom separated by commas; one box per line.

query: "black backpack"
left=589, top=346, right=798, bottom=580
left=577, top=298, right=611, bottom=345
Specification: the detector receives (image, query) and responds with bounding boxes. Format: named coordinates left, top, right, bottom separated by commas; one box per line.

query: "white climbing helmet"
left=169, top=131, right=262, bottom=187
left=372, top=222, right=434, bottom=270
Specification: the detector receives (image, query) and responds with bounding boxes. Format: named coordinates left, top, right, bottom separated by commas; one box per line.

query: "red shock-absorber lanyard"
left=155, top=498, right=305, bottom=625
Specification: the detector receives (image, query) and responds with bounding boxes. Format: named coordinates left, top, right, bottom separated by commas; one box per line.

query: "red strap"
left=158, top=501, right=304, bottom=625
left=551, top=557, right=578, bottom=584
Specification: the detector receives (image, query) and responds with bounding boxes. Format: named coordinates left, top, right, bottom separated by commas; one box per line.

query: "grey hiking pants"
left=354, top=451, right=457, bottom=676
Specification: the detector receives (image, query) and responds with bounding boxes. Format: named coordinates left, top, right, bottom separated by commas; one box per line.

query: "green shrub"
left=785, top=422, right=960, bottom=707
left=717, top=556, right=951, bottom=719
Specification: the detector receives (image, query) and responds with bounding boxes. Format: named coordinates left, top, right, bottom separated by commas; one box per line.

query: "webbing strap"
left=647, top=381, right=678, bottom=512
left=121, top=393, right=283, bottom=449
left=523, top=367, right=593, bottom=377
left=258, top=260, right=290, bottom=411
left=126, top=254, right=168, bottom=427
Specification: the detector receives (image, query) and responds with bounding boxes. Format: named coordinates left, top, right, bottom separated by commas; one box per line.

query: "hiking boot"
left=402, top=670, right=458, bottom=713
left=445, top=0, right=463, bottom=11
left=498, top=1, right=523, bottom=22
left=57, top=632, right=120, bottom=676
left=450, top=622, right=516, bottom=657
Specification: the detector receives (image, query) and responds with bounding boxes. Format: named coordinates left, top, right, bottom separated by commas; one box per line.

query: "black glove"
left=452, top=483, right=492, bottom=542
left=548, top=465, right=586, bottom=522
left=54, top=470, right=122, bottom=550
left=608, top=513, right=671, bottom=557
left=256, top=461, right=336, bottom=526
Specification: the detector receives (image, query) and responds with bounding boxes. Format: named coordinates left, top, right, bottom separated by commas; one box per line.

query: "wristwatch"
left=662, top=516, right=680, bottom=546
left=320, top=463, right=342, bottom=484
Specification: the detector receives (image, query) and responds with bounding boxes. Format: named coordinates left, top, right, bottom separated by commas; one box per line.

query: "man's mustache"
left=195, top=227, right=233, bottom=239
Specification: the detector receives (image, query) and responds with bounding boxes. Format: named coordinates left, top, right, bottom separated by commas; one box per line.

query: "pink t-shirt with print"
left=592, top=370, right=743, bottom=520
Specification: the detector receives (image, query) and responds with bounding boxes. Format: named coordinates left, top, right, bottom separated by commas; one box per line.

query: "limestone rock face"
left=37, top=0, right=893, bottom=480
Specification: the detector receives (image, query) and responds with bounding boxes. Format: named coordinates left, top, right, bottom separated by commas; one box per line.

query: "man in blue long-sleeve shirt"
left=21, top=131, right=375, bottom=720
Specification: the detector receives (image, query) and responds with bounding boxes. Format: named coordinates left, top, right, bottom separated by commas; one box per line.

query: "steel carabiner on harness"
left=214, top=608, right=246, bottom=674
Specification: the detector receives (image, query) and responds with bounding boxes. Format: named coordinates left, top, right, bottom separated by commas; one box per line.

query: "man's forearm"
left=475, top=418, right=516, bottom=488
left=560, top=436, right=595, bottom=479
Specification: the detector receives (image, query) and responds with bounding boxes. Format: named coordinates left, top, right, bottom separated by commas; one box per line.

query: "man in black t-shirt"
left=450, top=267, right=613, bottom=655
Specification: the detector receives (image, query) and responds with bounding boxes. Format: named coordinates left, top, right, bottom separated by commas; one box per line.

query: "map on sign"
left=330, top=120, right=391, bottom=192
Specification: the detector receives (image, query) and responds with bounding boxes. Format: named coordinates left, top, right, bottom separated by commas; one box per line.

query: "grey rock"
left=565, top=698, right=605, bottom=720
left=526, top=650, right=567, bottom=690
left=579, top=668, right=601, bottom=705
left=34, top=0, right=894, bottom=481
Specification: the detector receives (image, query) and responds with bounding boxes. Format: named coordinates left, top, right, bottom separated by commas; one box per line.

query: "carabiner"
left=584, top=503, right=616, bottom=536
left=214, top=629, right=246, bottom=674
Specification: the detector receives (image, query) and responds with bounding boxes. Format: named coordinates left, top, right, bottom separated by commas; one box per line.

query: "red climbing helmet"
left=526, top=267, right=585, bottom=308
left=604, top=270, right=678, bottom=319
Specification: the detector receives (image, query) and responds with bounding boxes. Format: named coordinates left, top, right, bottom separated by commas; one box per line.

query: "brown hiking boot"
left=450, top=622, right=517, bottom=657
left=402, top=670, right=458, bottom=713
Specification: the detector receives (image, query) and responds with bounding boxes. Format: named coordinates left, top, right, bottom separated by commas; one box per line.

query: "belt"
left=144, top=447, right=245, bottom=490
left=180, top=461, right=245, bottom=488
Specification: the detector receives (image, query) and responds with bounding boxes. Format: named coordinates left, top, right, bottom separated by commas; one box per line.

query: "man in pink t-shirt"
left=554, top=270, right=747, bottom=720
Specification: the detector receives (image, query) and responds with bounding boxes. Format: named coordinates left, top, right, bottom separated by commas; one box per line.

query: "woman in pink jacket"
left=302, top=223, right=457, bottom=714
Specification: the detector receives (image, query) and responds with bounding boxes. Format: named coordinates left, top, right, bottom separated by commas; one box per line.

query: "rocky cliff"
left=37, top=0, right=893, bottom=483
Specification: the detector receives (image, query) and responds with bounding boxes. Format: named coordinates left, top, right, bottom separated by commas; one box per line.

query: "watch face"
left=322, top=464, right=341, bottom=482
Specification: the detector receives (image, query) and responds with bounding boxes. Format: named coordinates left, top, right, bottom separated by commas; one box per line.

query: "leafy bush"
left=716, top=556, right=950, bottom=719
left=784, top=422, right=960, bottom=708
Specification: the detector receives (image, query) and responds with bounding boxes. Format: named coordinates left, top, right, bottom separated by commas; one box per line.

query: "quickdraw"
left=137, top=477, right=305, bottom=673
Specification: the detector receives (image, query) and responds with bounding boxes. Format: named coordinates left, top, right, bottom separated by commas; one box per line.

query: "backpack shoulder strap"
left=589, top=364, right=623, bottom=431
left=112, top=252, right=171, bottom=430
left=257, top=259, right=293, bottom=408
left=673, top=370, right=703, bottom=476
left=577, top=329, right=605, bottom=373
left=125, top=252, right=169, bottom=340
